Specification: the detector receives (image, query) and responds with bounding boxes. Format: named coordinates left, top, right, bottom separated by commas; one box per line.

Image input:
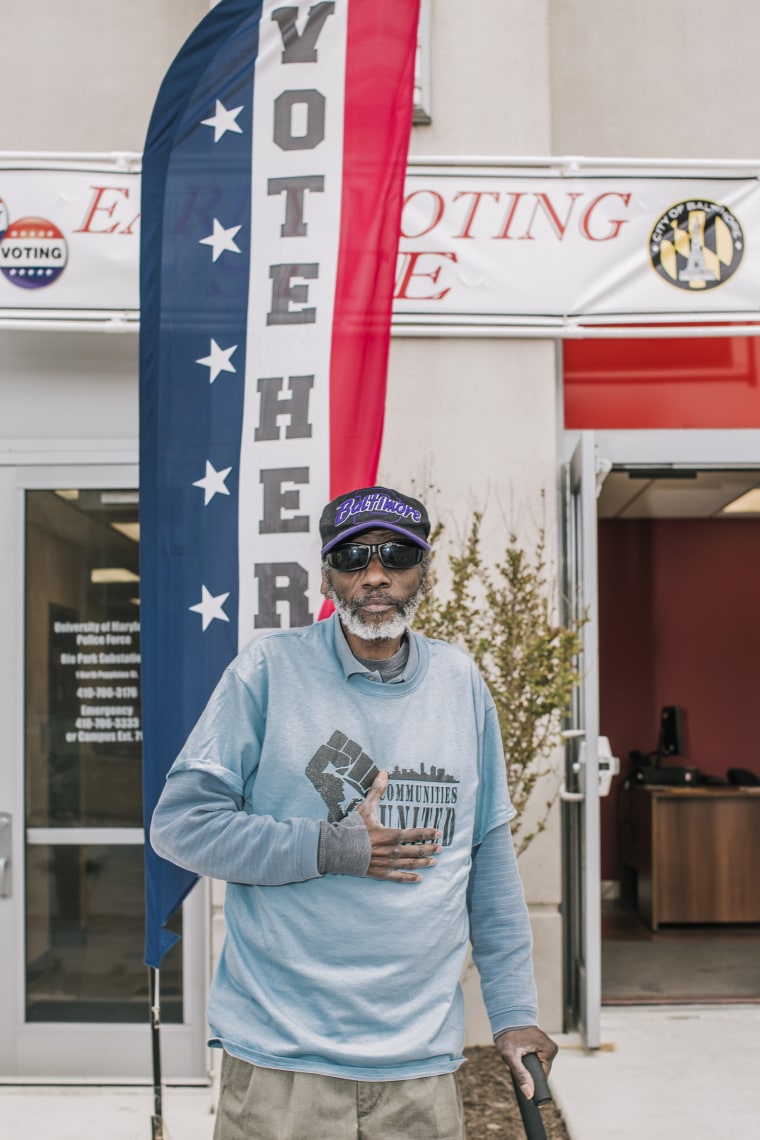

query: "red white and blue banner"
left=139, top=0, right=419, bottom=967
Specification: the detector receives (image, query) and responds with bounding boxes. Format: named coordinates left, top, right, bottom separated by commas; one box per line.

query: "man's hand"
left=494, top=1026, right=558, bottom=1100
left=356, top=770, right=442, bottom=882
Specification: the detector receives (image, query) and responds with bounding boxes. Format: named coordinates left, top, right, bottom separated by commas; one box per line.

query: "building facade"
left=1, top=0, right=759, bottom=1079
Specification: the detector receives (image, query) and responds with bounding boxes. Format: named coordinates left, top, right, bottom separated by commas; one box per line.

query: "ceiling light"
left=101, top=492, right=139, bottom=505
left=90, top=568, right=140, bottom=584
left=111, top=521, right=140, bottom=542
left=721, top=488, right=760, bottom=514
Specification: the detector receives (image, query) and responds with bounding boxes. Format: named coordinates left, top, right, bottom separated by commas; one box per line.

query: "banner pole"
left=149, top=966, right=165, bottom=1140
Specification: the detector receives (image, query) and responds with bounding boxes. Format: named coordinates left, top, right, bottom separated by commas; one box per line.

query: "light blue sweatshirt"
left=151, top=614, right=538, bottom=1080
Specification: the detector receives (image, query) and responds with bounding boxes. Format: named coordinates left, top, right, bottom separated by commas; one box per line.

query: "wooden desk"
left=621, top=785, right=760, bottom=930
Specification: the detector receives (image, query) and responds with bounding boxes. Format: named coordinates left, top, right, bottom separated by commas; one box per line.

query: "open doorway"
left=596, top=467, right=760, bottom=1004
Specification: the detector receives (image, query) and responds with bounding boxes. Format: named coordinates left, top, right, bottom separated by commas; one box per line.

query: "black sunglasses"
left=325, top=540, right=424, bottom=573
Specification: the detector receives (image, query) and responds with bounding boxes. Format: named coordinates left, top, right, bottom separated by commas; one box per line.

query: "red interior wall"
left=598, top=517, right=760, bottom=879
left=564, top=335, right=760, bottom=429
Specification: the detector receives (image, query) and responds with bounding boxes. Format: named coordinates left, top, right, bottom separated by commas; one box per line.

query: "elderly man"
left=151, top=484, right=557, bottom=1140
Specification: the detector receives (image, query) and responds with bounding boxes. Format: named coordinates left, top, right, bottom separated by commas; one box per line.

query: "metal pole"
left=149, top=967, right=165, bottom=1140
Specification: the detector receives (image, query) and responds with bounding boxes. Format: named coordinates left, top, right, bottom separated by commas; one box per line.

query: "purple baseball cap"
left=320, top=486, right=431, bottom=555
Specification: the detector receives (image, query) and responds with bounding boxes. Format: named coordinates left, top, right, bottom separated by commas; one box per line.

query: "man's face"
left=320, top=528, right=430, bottom=643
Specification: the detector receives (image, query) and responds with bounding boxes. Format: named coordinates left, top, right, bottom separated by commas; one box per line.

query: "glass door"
left=560, top=432, right=602, bottom=1048
left=0, top=465, right=207, bottom=1079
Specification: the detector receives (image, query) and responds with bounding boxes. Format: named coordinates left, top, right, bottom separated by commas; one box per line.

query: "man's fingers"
left=366, top=867, right=426, bottom=883
left=398, top=827, right=442, bottom=845
left=371, top=768, right=389, bottom=795
left=511, top=1053, right=550, bottom=1100
left=387, top=851, right=438, bottom=869
left=511, top=1059, right=535, bottom=1101
left=356, top=770, right=388, bottom=825
left=363, top=769, right=388, bottom=810
left=376, top=827, right=441, bottom=849
left=365, top=830, right=442, bottom=882
left=494, top=1028, right=558, bottom=1101
left=359, top=778, right=443, bottom=883
left=369, top=838, right=441, bottom=861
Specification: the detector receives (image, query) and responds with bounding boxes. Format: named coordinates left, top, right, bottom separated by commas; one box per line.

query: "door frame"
left=594, top=428, right=760, bottom=470
left=559, top=432, right=602, bottom=1048
left=560, top=426, right=760, bottom=1042
left=0, top=458, right=209, bottom=1082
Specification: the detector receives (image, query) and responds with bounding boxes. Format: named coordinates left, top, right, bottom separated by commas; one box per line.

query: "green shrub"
left=415, top=511, right=585, bottom=854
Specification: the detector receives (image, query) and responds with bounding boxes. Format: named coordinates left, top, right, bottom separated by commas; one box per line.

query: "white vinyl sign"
left=394, top=171, right=759, bottom=326
left=0, top=167, right=140, bottom=311
left=2, top=161, right=759, bottom=328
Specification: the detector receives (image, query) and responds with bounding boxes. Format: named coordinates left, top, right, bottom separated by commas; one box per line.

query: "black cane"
left=510, top=1052, right=552, bottom=1140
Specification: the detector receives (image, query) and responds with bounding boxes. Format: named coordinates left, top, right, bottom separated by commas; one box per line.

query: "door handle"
left=0, top=813, right=11, bottom=898
left=561, top=730, right=585, bottom=801
left=559, top=782, right=585, bottom=803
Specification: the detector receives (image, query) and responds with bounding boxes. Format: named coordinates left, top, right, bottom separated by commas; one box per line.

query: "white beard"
left=324, top=578, right=427, bottom=642
left=333, top=602, right=410, bottom=642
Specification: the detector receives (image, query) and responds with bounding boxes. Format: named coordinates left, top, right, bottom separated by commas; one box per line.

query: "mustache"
left=353, top=591, right=407, bottom=609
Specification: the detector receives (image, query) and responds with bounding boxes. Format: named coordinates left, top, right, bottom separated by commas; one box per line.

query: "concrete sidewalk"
left=1, top=1005, right=759, bottom=1139
left=550, top=1004, right=760, bottom=1140
left=0, top=1081, right=218, bottom=1140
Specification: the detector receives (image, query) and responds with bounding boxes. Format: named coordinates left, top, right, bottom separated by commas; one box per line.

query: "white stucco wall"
left=0, top=331, right=138, bottom=446
left=0, top=1, right=209, bottom=152
left=379, top=335, right=564, bottom=1034
left=549, top=0, right=760, bottom=158
left=412, top=0, right=551, bottom=156
left=380, top=337, right=558, bottom=554
left=400, top=0, right=566, bottom=1035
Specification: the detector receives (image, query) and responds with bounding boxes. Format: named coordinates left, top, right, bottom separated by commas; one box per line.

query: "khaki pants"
left=213, top=1050, right=466, bottom=1140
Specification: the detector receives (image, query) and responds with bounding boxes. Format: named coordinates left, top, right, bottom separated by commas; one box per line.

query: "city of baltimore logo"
left=306, top=730, right=459, bottom=846
left=648, top=199, right=744, bottom=291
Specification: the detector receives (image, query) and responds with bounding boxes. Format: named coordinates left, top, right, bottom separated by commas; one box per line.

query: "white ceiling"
left=597, top=469, right=760, bottom=519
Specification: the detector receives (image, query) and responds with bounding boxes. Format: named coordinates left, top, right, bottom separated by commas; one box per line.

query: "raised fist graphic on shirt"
left=306, top=730, right=380, bottom=822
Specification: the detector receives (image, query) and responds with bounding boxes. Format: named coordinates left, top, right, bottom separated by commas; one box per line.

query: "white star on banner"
left=199, top=218, right=242, bottom=262
left=193, top=460, right=232, bottom=505
left=196, top=338, right=238, bottom=383
left=201, top=99, right=244, bottom=142
left=189, top=585, right=231, bottom=631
